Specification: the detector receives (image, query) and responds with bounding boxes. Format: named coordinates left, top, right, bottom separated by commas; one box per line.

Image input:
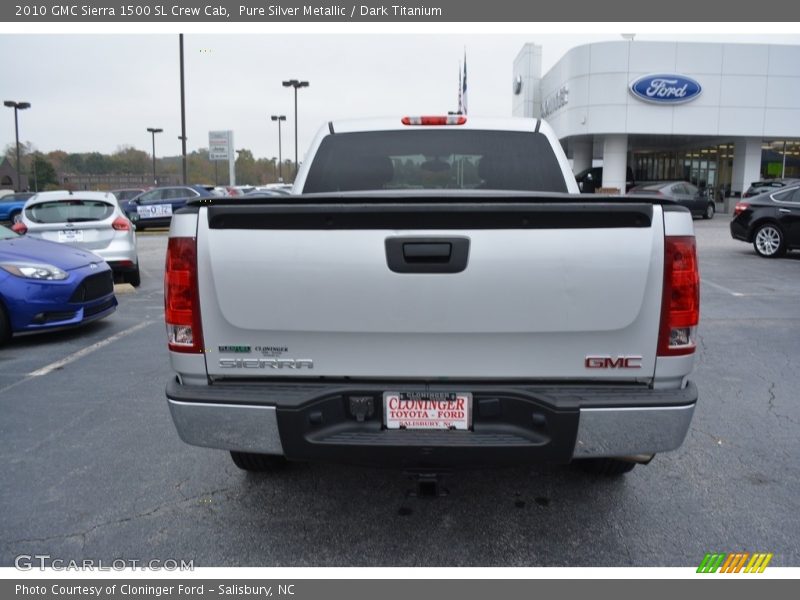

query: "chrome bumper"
left=167, top=398, right=696, bottom=460
left=167, top=400, right=284, bottom=455
left=573, top=404, right=696, bottom=458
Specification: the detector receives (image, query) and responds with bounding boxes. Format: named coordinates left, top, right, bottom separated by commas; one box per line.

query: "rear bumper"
left=106, top=260, right=138, bottom=273
left=730, top=218, right=750, bottom=242
left=166, top=378, right=697, bottom=468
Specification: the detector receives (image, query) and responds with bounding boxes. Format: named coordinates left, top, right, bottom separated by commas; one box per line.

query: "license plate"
left=137, top=204, right=173, bottom=219
left=58, top=229, right=84, bottom=242
left=384, top=392, right=471, bottom=430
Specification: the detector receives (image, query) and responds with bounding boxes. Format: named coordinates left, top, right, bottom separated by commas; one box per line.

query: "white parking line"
left=27, top=321, right=155, bottom=377
left=701, top=279, right=744, bottom=297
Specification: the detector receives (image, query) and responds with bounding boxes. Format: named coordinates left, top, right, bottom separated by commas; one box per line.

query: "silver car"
left=16, top=190, right=140, bottom=286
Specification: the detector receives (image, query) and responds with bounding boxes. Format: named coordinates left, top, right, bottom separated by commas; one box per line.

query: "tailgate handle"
left=403, top=242, right=451, bottom=262
left=386, top=237, right=470, bottom=273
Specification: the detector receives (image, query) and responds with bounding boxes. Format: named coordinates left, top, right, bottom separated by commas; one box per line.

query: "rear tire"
left=230, top=451, right=288, bottom=472
left=753, top=223, right=786, bottom=258
left=575, top=458, right=637, bottom=476
left=9, top=209, right=21, bottom=223
left=703, top=202, right=715, bottom=220
left=126, top=265, right=141, bottom=287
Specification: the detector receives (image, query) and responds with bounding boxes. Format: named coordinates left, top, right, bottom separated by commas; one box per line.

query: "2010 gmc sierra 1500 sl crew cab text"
left=164, top=116, right=699, bottom=477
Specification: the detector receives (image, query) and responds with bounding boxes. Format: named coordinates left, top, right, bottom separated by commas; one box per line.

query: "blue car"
left=0, top=224, right=117, bottom=344
left=0, top=192, right=34, bottom=222
left=121, top=185, right=213, bottom=230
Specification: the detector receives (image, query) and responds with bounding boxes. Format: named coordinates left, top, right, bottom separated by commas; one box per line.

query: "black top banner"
left=3, top=0, right=798, bottom=22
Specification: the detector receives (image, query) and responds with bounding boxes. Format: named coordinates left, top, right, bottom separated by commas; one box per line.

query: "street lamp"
left=270, top=115, right=286, bottom=182
left=4, top=100, right=31, bottom=192
left=281, top=79, right=309, bottom=176
left=146, top=127, right=163, bottom=186
left=179, top=34, right=188, bottom=185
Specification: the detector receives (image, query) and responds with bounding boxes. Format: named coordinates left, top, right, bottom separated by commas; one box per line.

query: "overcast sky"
left=1, top=33, right=798, bottom=161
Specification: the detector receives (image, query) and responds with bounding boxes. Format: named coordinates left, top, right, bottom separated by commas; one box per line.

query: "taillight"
left=112, top=216, right=131, bottom=231
left=164, top=237, right=204, bottom=354
left=658, top=236, right=699, bottom=357
left=11, top=222, right=27, bottom=234
left=401, top=115, right=467, bottom=126
left=733, top=202, right=749, bottom=217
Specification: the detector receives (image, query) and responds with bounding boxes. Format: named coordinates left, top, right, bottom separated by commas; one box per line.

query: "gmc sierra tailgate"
left=196, top=199, right=664, bottom=382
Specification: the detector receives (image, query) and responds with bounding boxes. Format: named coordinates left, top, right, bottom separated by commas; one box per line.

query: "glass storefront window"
left=633, top=143, right=733, bottom=199
left=760, top=141, right=800, bottom=179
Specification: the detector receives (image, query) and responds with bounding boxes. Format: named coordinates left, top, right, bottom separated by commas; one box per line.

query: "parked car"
left=15, top=190, right=140, bottom=286
left=225, top=185, right=256, bottom=196
left=165, top=116, right=699, bottom=477
left=110, top=188, right=149, bottom=203
left=0, top=192, right=35, bottom=223
left=731, top=185, right=800, bottom=258
left=743, top=178, right=800, bottom=198
left=244, top=187, right=291, bottom=197
left=0, top=223, right=117, bottom=344
left=628, top=181, right=716, bottom=219
left=575, top=166, right=636, bottom=193
left=122, top=185, right=213, bottom=230
left=262, top=183, right=294, bottom=194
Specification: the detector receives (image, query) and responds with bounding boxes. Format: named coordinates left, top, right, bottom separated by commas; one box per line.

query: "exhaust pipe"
left=620, top=454, right=655, bottom=465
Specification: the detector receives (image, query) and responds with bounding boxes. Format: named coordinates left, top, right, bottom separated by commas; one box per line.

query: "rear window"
left=25, top=200, right=114, bottom=224
left=302, top=129, right=568, bottom=193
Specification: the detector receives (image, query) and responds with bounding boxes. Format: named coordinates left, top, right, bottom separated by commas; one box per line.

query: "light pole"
left=281, top=79, right=309, bottom=176
left=179, top=34, right=188, bottom=185
left=31, top=153, right=38, bottom=192
left=146, top=127, right=163, bottom=186
left=3, top=100, right=31, bottom=192
left=178, top=134, right=187, bottom=182
left=270, top=115, right=286, bottom=182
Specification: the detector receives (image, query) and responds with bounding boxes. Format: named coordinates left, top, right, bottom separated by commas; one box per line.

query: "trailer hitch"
left=405, top=470, right=450, bottom=498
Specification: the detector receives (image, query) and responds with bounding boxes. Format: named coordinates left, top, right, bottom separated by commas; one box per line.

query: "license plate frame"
left=58, top=229, right=84, bottom=243
left=136, top=204, right=173, bottom=219
left=383, top=391, right=472, bottom=431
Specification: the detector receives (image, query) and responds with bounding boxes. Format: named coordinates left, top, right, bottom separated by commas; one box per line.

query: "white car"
left=15, top=190, right=140, bottom=286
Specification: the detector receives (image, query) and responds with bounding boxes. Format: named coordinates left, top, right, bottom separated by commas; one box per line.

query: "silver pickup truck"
left=165, top=117, right=699, bottom=477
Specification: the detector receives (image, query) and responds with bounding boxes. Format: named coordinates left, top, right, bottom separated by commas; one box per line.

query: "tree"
left=62, top=153, right=85, bottom=173
left=234, top=149, right=258, bottom=185
left=4, top=141, right=34, bottom=169
left=83, top=152, right=111, bottom=174
left=110, top=146, right=149, bottom=173
left=46, top=150, right=68, bottom=173
left=28, top=153, right=58, bottom=191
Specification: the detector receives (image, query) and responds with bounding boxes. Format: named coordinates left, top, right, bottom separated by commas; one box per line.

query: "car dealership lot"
left=1, top=218, right=798, bottom=567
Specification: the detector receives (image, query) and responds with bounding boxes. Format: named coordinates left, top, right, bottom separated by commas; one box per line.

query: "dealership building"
left=512, top=40, right=800, bottom=204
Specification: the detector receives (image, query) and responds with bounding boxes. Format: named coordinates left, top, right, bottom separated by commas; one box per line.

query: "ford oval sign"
left=629, top=74, right=702, bottom=104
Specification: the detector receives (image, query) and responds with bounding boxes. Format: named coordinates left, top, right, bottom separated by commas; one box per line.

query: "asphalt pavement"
left=1, top=218, right=798, bottom=567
